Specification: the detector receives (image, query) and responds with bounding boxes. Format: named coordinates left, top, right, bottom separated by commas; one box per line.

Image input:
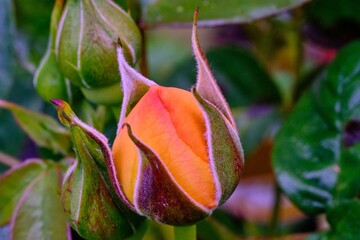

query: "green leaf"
left=163, top=46, right=279, bottom=107
left=306, top=0, right=360, bottom=28
left=0, top=100, right=71, bottom=155
left=0, top=160, right=45, bottom=226
left=10, top=162, right=70, bottom=240
left=326, top=200, right=360, bottom=239
left=273, top=41, right=360, bottom=214
left=139, top=0, right=310, bottom=27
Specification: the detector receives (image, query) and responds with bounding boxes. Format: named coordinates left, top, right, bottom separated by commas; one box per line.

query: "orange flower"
left=113, top=85, right=216, bottom=209
left=109, top=9, right=244, bottom=225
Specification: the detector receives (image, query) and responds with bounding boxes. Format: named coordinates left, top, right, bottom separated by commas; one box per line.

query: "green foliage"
left=273, top=41, right=360, bottom=235
left=10, top=162, right=69, bottom=240
left=306, top=0, right=360, bottom=27
left=0, top=101, right=71, bottom=155
left=0, top=160, right=45, bottom=225
left=0, top=160, right=69, bottom=239
left=326, top=200, right=360, bottom=239
left=140, top=0, right=310, bottom=26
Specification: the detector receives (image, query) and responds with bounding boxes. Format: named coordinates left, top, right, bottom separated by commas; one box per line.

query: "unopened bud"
left=55, top=0, right=141, bottom=105
left=110, top=9, right=244, bottom=225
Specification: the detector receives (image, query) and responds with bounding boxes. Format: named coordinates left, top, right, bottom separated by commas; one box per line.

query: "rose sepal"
left=52, top=100, right=144, bottom=239
left=191, top=88, right=244, bottom=205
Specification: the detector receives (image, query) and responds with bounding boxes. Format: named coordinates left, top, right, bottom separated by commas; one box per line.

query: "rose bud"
left=55, top=0, right=141, bottom=105
left=52, top=100, right=144, bottom=239
left=110, top=9, right=244, bottom=226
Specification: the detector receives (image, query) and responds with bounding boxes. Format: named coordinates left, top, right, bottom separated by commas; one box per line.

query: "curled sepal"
left=51, top=100, right=143, bottom=239
left=116, top=45, right=156, bottom=133
left=123, top=124, right=209, bottom=225
left=192, top=88, right=244, bottom=204
left=192, top=8, right=235, bottom=127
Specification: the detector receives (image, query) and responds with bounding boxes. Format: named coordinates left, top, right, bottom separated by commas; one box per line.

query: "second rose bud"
left=55, top=0, right=141, bottom=104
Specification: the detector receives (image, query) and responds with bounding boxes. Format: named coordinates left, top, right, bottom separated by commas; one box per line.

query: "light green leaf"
left=139, top=0, right=310, bottom=27
left=0, top=160, right=45, bottom=226
left=10, top=162, right=70, bottom=240
left=0, top=100, right=71, bottom=155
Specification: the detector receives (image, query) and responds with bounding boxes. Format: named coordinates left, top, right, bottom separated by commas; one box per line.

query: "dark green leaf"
left=273, top=41, right=360, bottom=214
left=0, top=160, right=45, bottom=225
left=306, top=0, right=360, bottom=28
left=10, top=162, right=70, bottom=240
left=0, top=100, right=71, bottom=155
left=139, top=0, right=310, bottom=27
left=326, top=200, right=360, bottom=239
left=163, top=46, right=279, bottom=107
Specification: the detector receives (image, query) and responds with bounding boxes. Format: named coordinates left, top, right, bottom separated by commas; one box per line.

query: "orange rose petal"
left=112, top=128, right=139, bottom=204
left=113, top=86, right=217, bottom=209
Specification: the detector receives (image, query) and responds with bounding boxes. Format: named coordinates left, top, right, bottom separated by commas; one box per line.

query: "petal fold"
left=123, top=123, right=210, bottom=225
